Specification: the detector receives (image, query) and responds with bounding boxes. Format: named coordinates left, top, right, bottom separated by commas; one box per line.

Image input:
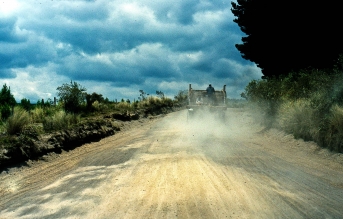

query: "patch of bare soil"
left=0, top=109, right=343, bottom=219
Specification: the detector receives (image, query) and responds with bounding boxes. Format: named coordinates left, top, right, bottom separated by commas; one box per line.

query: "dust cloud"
left=180, top=109, right=252, bottom=137
left=151, top=108, right=255, bottom=159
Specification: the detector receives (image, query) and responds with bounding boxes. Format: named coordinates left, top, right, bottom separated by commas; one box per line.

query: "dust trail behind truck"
left=186, top=84, right=227, bottom=121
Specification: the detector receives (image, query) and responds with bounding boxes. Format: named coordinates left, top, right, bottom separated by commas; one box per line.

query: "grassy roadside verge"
left=0, top=96, right=183, bottom=171
left=243, top=69, right=343, bottom=153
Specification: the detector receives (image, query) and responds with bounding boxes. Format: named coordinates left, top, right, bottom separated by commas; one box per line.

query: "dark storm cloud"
left=0, top=18, right=16, bottom=42
left=54, top=43, right=181, bottom=85
left=0, top=30, right=57, bottom=77
left=0, top=0, right=262, bottom=101
left=0, top=68, right=16, bottom=78
left=56, top=56, right=145, bottom=85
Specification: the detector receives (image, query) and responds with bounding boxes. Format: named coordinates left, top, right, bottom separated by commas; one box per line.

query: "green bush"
left=244, top=78, right=282, bottom=124
left=114, top=102, right=133, bottom=112
left=243, top=66, right=343, bottom=152
left=147, top=96, right=162, bottom=108
left=277, top=100, right=319, bottom=140
left=43, top=110, right=80, bottom=132
left=161, top=97, right=173, bottom=107
left=43, top=106, right=61, bottom=117
left=136, top=96, right=173, bottom=112
left=91, top=100, right=108, bottom=112
left=0, top=120, right=5, bottom=134
left=6, top=107, right=31, bottom=135
left=279, top=70, right=333, bottom=100
left=325, top=105, right=343, bottom=152
left=31, top=107, right=45, bottom=123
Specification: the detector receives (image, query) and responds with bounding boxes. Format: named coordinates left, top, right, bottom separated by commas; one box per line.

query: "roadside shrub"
left=86, top=92, right=105, bottom=110
left=136, top=99, right=149, bottom=108
left=115, top=102, right=132, bottom=112
left=91, top=100, right=108, bottom=112
left=137, top=96, right=173, bottom=109
left=6, top=107, right=31, bottom=135
left=161, top=97, right=173, bottom=107
left=279, top=70, right=333, bottom=100
left=309, top=91, right=333, bottom=116
left=325, top=105, right=343, bottom=152
left=147, top=96, right=161, bottom=107
left=0, top=120, right=5, bottom=134
left=244, top=79, right=282, bottom=125
left=44, top=106, right=62, bottom=117
left=43, top=110, right=80, bottom=132
left=31, top=107, right=45, bottom=123
left=243, top=65, right=343, bottom=152
left=92, top=100, right=101, bottom=111
left=277, top=100, right=319, bottom=140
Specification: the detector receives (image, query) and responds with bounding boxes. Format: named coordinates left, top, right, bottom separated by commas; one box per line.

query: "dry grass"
left=114, top=102, right=133, bottom=112
left=277, top=99, right=320, bottom=141
left=326, top=105, right=343, bottom=152
left=31, top=107, right=45, bottom=123
left=92, top=100, right=108, bottom=111
left=43, top=110, right=80, bottom=132
left=6, top=107, right=31, bottom=135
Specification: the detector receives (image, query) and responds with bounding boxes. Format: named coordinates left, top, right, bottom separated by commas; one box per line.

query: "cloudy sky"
left=0, top=0, right=262, bottom=103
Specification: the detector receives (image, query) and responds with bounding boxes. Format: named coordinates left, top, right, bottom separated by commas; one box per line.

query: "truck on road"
left=186, top=84, right=227, bottom=121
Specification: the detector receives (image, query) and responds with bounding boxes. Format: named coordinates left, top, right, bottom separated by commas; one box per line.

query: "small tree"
left=36, top=98, right=52, bottom=108
left=20, top=98, right=32, bottom=111
left=0, top=84, right=16, bottom=120
left=139, top=90, right=147, bottom=101
left=156, top=90, right=165, bottom=99
left=174, top=90, right=188, bottom=106
left=56, top=81, right=86, bottom=113
left=86, top=92, right=104, bottom=110
left=104, top=97, right=110, bottom=104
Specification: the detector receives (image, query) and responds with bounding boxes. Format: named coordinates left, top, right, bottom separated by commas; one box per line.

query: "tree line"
left=0, top=81, right=189, bottom=121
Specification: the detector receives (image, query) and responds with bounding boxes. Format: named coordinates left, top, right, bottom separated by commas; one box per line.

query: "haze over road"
left=1, top=109, right=343, bottom=218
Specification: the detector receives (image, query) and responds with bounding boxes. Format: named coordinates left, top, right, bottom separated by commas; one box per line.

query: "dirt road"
left=1, top=109, right=343, bottom=218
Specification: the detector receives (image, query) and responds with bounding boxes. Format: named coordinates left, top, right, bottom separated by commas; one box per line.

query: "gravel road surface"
left=1, top=109, right=343, bottom=218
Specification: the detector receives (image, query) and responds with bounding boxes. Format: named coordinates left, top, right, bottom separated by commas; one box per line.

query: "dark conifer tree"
left=231, top=0, right=343, bottom=78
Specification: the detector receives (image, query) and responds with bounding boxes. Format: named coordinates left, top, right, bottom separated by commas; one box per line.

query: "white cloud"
left=0, top=65, right=68, bottom=101
left=0, top=0, right=20, bottom=17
